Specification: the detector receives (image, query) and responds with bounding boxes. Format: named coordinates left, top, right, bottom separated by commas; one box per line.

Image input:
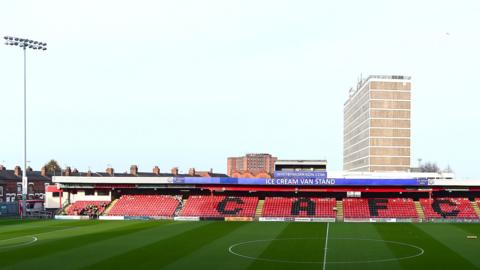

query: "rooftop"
left=345, top=74, right=411, bottom=105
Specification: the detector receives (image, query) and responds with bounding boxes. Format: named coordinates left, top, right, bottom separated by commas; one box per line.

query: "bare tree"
left=419, top=161, right=441, bottom=173
left=443, top=164, right=454, bottom=173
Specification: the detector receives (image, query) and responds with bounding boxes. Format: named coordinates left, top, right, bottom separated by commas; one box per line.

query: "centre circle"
left=229, top=237, right=424, bottom=264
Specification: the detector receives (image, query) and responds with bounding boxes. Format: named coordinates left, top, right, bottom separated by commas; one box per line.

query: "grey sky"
left=1, top=0, right=479, bottom=178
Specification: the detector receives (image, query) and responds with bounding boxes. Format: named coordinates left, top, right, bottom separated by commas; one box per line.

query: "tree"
left=443, top=164, right=454, bottom=173
left=419, top=161, right=440, bottom=173
left=44, top=159, right=62, bottom=175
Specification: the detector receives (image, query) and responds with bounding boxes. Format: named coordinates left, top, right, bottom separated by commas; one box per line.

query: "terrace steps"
left=336, top=200, right=343, bottom=222
left=471, top=201, right=480, bottom=218
left=255, top=199, right=265, bottom=218
left=174, top=198, right=187, bottom=216
left=62, top=204, right=72, bottom=215
left=103, top=199, right=118, bottom=215
left=414, top=201, right=425, bottom=219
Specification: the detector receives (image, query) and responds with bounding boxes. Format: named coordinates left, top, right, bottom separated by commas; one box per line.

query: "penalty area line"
left=323, top=222, right=329, bottom=270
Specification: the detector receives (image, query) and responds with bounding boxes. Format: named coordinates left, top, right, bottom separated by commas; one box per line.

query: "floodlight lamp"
left=4, top=36, right=8, bottom=40
left=42, top=48, right=47, bottom=51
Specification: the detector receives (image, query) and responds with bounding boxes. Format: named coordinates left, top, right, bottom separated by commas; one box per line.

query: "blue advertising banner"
left=273, top=171, right=327, bottom=179
left=173, top=177, right=429, bottom=186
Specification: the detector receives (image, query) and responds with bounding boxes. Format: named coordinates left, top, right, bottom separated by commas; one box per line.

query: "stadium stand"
left=179, top=196, right=258, bottom=217
left=472, top=199, right=480, bottom=218
left=108, top=195, right=180, bottom=217
left=343, top=198, right=418, bottom=219
left=420, top=198, right=479, bottom=219
left=262, top=197, right=336, bottom=218
left=66, top=201, right=109, bottom=216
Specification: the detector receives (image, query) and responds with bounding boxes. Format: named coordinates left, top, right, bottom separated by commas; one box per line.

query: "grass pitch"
left=1, top=219, right=480, bottom=270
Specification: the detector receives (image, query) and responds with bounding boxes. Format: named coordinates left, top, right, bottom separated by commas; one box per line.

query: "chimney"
left=41, top=166, right=47, bottom=176
left=87, top=170, right=92, bottom=177
left=14, top=166, right=22, bottom=177
left=188, top=168, right=196, bottom=176
left=130, top=165, right=138, bottom=176
left=106, top=167, right=114, bottom=176
left=64, top=166, right=72, bottom=176
left=210, top=168, right=213, bottom=174
left=171, top=167, right=179, bottom=176
left=153, top=166, right=160, bottom=175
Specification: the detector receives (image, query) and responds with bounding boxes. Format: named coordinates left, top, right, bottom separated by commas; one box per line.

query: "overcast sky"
left=1, top=0, right=479, bottom=178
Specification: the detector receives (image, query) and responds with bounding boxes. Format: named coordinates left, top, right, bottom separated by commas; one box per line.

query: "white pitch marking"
left=0, top=236, right=37, bottom=249
left=228, top=237, right=425, bottom=264
left=323, top=222, right=329, bottom=270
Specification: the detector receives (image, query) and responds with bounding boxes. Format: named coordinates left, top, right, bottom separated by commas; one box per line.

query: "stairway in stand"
left=174, top=198, right=187, bottom=216
left=103, top=199, right=118, bottom=215
left=62, top=204, right=72, bottom=215
left=255, top=199, right=264, bottom=218
left=414, top=201, right=425, bottom=220
left=336, top=200, right=343, bottom=222
left=471, top=200, right=480, bottom=218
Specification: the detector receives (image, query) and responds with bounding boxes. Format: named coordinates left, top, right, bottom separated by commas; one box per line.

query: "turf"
left=1, top=219, right=480, bottom=270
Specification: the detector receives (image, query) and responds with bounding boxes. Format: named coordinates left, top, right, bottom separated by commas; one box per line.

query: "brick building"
left=0, top=165, right=52, bottom=202
left=0, top=164, right=226, bottom=203
left=227, top=153, right=277, bottom=177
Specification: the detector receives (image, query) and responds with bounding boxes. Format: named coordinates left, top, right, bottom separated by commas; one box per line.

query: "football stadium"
left=1, top=168, right=480, bottom=269
left=2, top=2, right=480, bottom=269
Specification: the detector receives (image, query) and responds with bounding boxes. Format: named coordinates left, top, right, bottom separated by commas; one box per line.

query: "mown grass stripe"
left=163, top=221, right=289, bottom=270
left=381, top=223, right=478, bottom=270
left=81, top=221, right=248, bottom=270
left=0, top=220, right=99, bottom=241
left=0, top=218, right=43, bottom=226
left=247, top=222, right=327, bottom=270
left=324, top=222, right=402, bottom=270
left=5, top=221, right=205, bottom=270
left=415, top=223, right=480, bottom=268
left=0, top=221, right=167, bottom=268
left=372, top=223, right=424, bottom=270
left=0, top=220, right=111, bottom=235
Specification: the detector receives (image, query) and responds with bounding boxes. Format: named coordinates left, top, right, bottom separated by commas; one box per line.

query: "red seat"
left=420, top=198, right=478, bottom=219
left=179, top=196, right=258, bottom=217
left=67, top=201, right=110, bottom=216
left=262, top=197, right=336, bottom=218
left=108, top=195, right=180, bottom=217
left=343, top=198, right=417, bottom=219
